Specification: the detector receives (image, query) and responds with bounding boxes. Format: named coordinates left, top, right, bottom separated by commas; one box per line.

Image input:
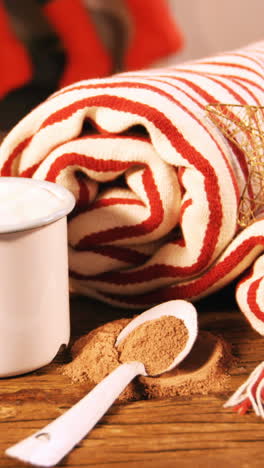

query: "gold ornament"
left=206, top=103, right=264, bottom=228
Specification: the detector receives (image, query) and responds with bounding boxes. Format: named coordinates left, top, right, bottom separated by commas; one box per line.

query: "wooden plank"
left=1, top=290, right=264, bottom=467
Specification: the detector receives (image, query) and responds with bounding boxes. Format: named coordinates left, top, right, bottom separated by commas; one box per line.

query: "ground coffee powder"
left=63, top=317, right=233, bottom=401
left=117, top=316, right=188, bottom=375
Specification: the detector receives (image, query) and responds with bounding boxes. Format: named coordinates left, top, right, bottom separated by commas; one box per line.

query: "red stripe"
left=193, top=61, right=264, bottom=80
left=213, top=76, right=260, bottom=203
left=90, top=197, right=144, bottom=210
left=204, top=75, right=247, bottom=102
left=70, top=197, right=144, bottom=224
left=226, top=52, right=264, bottom=73
left=247, top=277, right=264, bottom=321
left=179, top=199, right=192, bottom=226
left=77, top=175, right=90, bottom=207
left=20, top=161, right=42, bottom=178
left=169, top=68, right=264, bottom=93
left=1, top=136, right=32, bottom=176
left=136, top=73, right=243, bottom=194
left=71, top=245, right=149, bottom=265
left=47, top=151, right=144, bottom=222
left=82, top=235, right=264, bottom=305
left=230, top=77, right=262, bottom=105
left=210, top=72, right=264, bottom=200
left=148, top=74, right=245, bottom=201
left=68, top=175, right=90, bottom=220
left=200, top=87, right=254, bottom=201
left=158, top=74, right=252, bottom=204
left=184, top=73, right=256, bottom=199
left=46, top=152, right=137, bottom=182
left=77, top=166, right=164, bottom=246
left=232, top=368, right=264, bottom=414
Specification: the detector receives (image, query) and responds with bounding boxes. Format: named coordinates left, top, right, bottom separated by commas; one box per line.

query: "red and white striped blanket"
left=1, top=40, right=264, bottom=414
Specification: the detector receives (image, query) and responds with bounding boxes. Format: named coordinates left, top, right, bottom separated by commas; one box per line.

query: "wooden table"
left=1, top=287, right=264, bottom=468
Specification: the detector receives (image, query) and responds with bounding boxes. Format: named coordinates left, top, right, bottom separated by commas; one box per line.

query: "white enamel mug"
left=0, top=177, right=75, bottom=377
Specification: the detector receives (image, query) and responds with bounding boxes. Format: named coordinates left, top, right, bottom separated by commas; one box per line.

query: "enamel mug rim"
left=0, top=177, right=75, bottom=234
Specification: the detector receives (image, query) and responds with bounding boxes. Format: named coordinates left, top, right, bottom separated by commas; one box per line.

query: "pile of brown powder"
left=117, top=316, right=188, bottom=375
left=62, top=317, right=233, bottom=402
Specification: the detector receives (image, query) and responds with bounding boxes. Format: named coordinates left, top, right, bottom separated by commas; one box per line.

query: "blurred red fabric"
left=0, top=0, right=184, bottom=93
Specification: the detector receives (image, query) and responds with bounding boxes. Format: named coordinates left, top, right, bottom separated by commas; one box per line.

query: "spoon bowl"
left=116, top=299, right=198, bottom=374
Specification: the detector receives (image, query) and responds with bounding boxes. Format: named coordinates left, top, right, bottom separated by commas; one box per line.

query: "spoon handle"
left=6, top=361, right=145, bottom=467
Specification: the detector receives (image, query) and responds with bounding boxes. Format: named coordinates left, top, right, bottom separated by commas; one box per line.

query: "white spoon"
left=6, top=299, right=198, bottom=467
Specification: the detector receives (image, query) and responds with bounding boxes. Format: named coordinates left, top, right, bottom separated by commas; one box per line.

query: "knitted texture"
left=1, top=41, right=264, bottom=337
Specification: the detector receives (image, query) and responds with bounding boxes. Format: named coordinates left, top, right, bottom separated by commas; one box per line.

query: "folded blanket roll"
left=1, top=41, right=264, bottom=415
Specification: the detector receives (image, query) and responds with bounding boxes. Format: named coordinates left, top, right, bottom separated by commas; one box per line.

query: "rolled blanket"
left=1, top=41, right=264, bottom=415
